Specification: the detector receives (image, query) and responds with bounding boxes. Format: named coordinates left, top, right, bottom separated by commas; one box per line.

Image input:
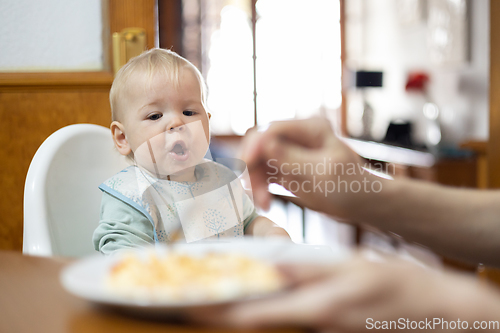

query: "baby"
left=93, top=48, right=290, bottom=254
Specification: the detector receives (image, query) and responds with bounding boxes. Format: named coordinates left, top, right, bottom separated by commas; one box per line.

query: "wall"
left=0, top=0, right=104, bottom=72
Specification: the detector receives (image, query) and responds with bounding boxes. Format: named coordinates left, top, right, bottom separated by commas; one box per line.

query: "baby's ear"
left=110, top=121, right=132, bottom=156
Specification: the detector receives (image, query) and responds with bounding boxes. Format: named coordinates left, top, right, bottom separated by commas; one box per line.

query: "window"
left=181, top=0, right=342, bottom=135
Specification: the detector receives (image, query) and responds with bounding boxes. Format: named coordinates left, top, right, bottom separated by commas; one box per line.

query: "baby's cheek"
left=193, top=132, right=209, bottom=153
left=134, top=135, right=168, bottom=169
left=133, top=144, right=156, bottom=173
left=205, top=125, right=211, bottom=143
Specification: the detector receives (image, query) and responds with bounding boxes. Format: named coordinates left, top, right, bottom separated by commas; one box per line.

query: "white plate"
left=60, top=238, right=349, bottom=315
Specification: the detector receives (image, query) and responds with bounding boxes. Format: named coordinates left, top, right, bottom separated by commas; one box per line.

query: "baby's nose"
left=168, top=124, right=185, bottom=133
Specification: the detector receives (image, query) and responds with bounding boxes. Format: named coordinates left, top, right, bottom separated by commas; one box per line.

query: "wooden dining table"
left=0, top=250, right=303, bottom=333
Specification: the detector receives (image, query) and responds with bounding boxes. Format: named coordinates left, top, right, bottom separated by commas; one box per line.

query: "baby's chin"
left=136, top=164, right=194, bottom=180
left=136, top=154, right=206, bottom=180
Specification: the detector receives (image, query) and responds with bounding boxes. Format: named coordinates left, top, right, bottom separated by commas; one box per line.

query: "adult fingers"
left=239, top=127, right=264, bottom=170
left=277, top=264, right=340, bottom=286
left=220, top=272, right=362, bottom=330
left=263, top=117, right=333, bottom=149
left=243, top=136, right=312, bottom=209
left=254, top=179, right=272, bottom=210
left=261, top=138, right=330, bottom=200
left=263, top=137, right=319, bottom=177
left=278, top=254, right=369, bottom=287
left=240, top=117, right=333, bottom=169
left=189, top=258, right=365, bottom=329
left=246, top=163, right=273, bottom=210
left=245, top=138, right=328, bottom=210
left=220, top=283, right=332, bottom=328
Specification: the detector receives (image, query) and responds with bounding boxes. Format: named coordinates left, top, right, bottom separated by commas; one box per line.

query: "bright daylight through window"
left=190, top=0, right=342, bottom=135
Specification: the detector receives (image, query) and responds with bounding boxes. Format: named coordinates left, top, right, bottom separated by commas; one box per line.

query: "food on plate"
left=106, top=251, right=284, bottom=302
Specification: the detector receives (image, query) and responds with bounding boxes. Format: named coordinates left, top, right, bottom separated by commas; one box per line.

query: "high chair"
left=23, top=124, right=129, bottom=257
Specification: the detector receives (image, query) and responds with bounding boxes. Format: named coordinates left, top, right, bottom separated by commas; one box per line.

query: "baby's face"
left=118, top=67, right=210, bottom=178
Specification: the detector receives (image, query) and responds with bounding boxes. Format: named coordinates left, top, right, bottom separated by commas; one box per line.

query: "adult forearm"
left=239, top=118, right=500, bottom=265
left=349, top=176, right=500, bottom=266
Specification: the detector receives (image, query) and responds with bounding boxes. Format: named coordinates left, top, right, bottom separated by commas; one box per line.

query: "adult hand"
left=190, top=254, right=500, bottom=331
left=239, top=118, right=500, bottom=267
left=240, top=117, right=381, bottom=219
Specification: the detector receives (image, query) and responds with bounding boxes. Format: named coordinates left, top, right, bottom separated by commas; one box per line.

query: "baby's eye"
left=148, top=113, right=162, bottom=121
left=183, top=110, right=196, bottom=116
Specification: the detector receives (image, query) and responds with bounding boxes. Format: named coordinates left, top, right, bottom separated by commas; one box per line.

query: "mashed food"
left=107, top=252, right=284, bottom=303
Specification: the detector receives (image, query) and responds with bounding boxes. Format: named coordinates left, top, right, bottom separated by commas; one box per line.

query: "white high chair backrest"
left=23, top=124, right=129, bottom=257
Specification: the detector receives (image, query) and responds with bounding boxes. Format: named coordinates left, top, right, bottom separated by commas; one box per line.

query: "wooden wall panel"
left=478, top=0, right=500, bottom=284
left=158, top=0, right=183, bottom=53
left=488, top=0, right=500, bottom=188
left=0, top=0, right=157, bottom=252
left=0, top=89, right=112, bottom=251
left=109, top=0, right=157, bottom=50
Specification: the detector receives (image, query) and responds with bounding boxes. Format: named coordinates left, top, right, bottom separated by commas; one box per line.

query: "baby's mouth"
left=171, top=143, right=186, bottom=155
left=169, top=140, right=189, bottom=157
left=167, top=140, right=191, bottom=162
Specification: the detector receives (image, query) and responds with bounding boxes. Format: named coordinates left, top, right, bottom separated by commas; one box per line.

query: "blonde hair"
left=109, top=48, right=208, bottom=122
